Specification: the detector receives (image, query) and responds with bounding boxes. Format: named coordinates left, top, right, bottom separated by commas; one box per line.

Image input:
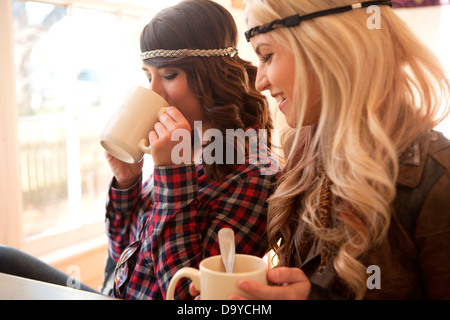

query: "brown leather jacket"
left=304, top=131, right=450, bottom=299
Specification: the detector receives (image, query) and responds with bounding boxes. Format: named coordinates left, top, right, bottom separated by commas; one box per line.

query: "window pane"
left=18, top=116, right=70, bottom=236
left=13, top=1, right=149, bottom=238
left=14, top=1, right=69, bottom=237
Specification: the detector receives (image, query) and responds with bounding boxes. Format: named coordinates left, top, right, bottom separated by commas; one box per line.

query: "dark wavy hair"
left=140, top=0, right=273, bottom=180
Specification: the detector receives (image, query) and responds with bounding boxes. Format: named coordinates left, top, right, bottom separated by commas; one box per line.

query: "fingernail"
left=239, top=280, right=249, bottom=291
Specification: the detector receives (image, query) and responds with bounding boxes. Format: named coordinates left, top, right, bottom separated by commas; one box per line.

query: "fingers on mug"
left=138, top=107, right=169, bottom=154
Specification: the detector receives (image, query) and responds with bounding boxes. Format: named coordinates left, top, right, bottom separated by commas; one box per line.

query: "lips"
left=274, top=94, right=287, bottom=112
left=275, top=94, right=286, bottom=104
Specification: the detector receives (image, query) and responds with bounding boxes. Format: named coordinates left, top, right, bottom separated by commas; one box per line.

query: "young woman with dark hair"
left=104, top=0, right=279, bottom=300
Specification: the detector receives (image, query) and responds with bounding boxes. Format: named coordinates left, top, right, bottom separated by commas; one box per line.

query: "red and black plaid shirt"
left=105, top=136, right=279, bottom=300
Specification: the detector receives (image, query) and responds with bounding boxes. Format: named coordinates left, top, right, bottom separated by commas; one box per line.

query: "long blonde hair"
left=245, top=0, right=450, bottom=299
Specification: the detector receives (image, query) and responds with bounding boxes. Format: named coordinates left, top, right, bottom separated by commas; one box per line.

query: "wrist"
left=113, top=176, right=140, bottom=190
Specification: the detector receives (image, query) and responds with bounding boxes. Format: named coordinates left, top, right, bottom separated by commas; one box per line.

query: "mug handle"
left=138, top=107, right=169, bottom=155
left=166, top=267, right=200, bottom=300
left=138, top=138, right=152, bottom=155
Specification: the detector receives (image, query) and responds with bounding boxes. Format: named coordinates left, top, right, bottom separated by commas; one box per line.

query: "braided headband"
left=245, top=0, right=392, bottom=42
left=141, top=47, right=238, bottom=61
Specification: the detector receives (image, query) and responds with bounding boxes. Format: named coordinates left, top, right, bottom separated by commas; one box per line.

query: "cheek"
left=269, top=61, right=295, bottom=97
left=165, top=80, right=192, bottom=109
left=284, top=65, right=296, bottom=100
left=279, top=52, right=296, bottom=100
left=168, top=83, right=203, bottom=122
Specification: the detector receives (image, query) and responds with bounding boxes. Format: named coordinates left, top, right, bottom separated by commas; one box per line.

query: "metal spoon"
left=218, top=228, right=235, bottom=273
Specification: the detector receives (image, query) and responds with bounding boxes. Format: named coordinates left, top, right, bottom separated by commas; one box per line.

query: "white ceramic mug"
left=100, top=86, right=169, bottom=163
left=166, top=254, right=267, bottom=300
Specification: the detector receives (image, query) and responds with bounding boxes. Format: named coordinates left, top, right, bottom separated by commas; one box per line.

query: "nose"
left=148, top=78, right=167, bottom=101
left=255, top=65, right=269, bottom=92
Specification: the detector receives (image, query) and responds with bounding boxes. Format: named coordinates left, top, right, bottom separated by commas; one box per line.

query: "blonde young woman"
left=234, top=0, right=450, bottom=299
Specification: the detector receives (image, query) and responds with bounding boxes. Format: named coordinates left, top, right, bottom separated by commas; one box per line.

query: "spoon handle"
left=218, top=228, right=236, bottom=273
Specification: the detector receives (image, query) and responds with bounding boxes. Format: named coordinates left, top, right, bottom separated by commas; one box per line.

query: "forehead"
left=250, top=33, right=278, bottom=53
left=142, top=63, right=180, bottom=71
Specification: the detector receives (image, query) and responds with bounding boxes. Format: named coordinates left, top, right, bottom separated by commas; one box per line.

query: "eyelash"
left=148, top=72, right=178, bottom=82
left=261, top=53, right=273, bottom=63
left=164, top=72, right=178, bottom=80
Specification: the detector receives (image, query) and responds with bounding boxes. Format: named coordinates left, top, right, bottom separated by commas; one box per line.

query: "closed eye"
left=147, top=72, right=178, bottom=83
left=163, top=72, right=178, bottom=80
left=261, top=53, right=273, bottom=63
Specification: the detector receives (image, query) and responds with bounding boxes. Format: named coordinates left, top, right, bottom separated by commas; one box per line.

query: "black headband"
left=245, top=1, right=392, bottom=42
